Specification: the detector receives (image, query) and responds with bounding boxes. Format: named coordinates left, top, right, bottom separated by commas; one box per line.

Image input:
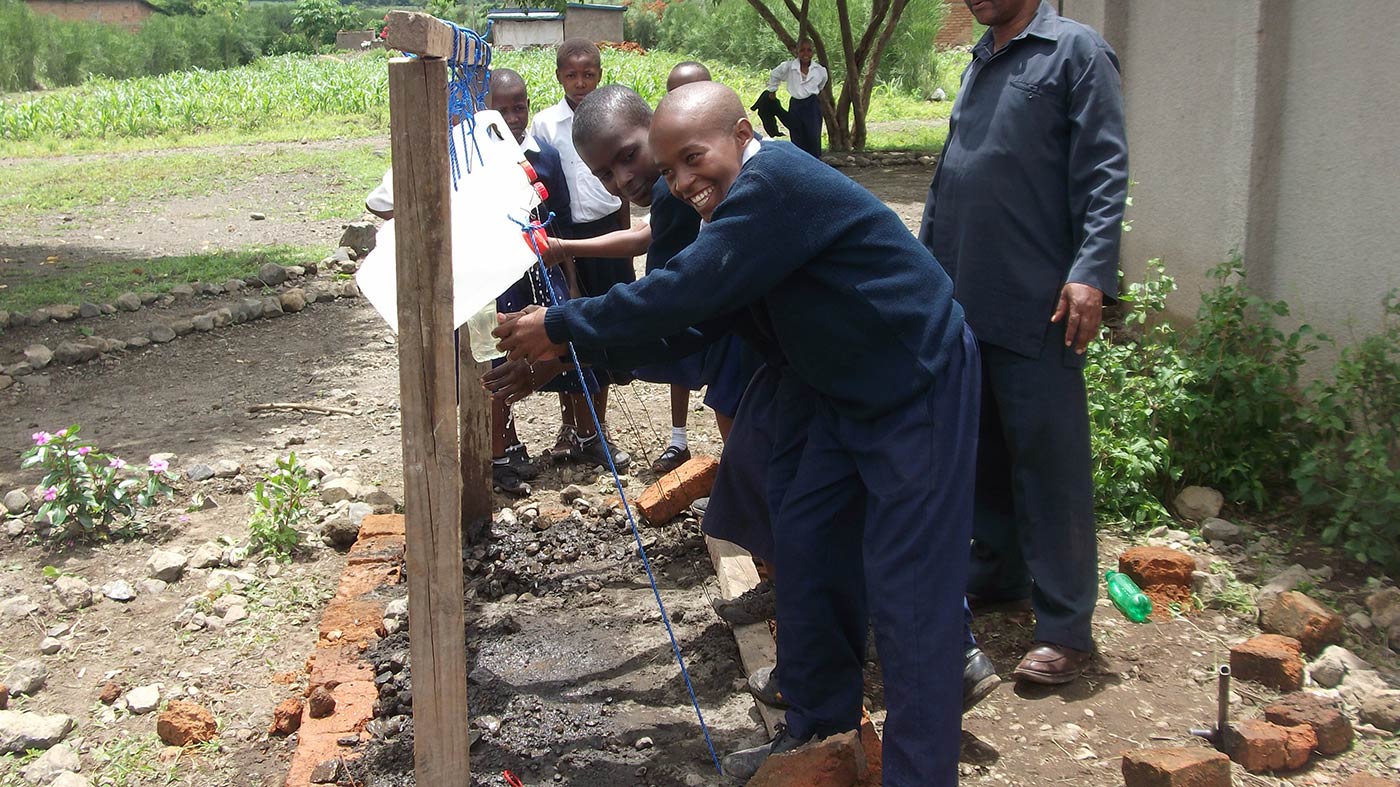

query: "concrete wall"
left=563, top=6, right=623, bottom=43
left=1060, top=0, right=1400, bottom=360
left=492, top=19, right=564, bottom=49
left=26, top=0, right=153, bottom=29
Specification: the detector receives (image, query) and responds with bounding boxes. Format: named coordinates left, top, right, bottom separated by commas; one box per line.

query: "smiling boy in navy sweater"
left=495, top=82, right=980, bottom=786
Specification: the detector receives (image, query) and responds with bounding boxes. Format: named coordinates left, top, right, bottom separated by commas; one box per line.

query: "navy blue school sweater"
left=645, top=178, right=701, bottom=273
left=525, top=138, right=571, bottom=227
left=544, top=139, right=965, bottom=420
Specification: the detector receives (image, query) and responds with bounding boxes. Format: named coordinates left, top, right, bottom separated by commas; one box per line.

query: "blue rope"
left=512, top=213, right=724, bottom=774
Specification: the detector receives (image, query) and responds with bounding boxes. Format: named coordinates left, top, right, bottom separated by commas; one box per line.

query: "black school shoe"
left=504, top=444, right=540, bottom=480
left=491, top=463, right=531, bottom=498
left=747, top=665, right=789, bottom=709
left=577, top=433, right=631, bottom=473
left=651, top=445, right=691, bottom=475
left=711, top=580, right=776, bottom=625
left=721, top=724, right=808, bottom=781
left=964, top=646, right=1002, bottom=712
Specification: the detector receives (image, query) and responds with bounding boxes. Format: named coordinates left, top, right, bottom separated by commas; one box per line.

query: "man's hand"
left=493, top=305, right=567, bottom=364
left=482, top=358, right=562, bottom=404
left=1050, top=282, right=1104, bottom=355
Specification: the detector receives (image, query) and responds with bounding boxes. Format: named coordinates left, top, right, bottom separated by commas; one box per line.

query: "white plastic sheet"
left=357, top=110, right=541, bottom=334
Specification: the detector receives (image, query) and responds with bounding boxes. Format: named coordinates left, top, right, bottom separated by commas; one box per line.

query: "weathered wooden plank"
left=390, top=55, right=471, bottom=784
left=384, top=10, right=486, bottom=63
left=458, top=346, right=492, bottom=532
left=705, top=535, right=783, bottom=736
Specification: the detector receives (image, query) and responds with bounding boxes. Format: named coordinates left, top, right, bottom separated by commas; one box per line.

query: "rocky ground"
left=0, top=148, right=1398, bottom=786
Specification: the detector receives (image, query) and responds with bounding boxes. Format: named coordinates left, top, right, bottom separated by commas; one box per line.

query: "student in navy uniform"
left=764, top=38, right=827, bottom=158
left=544, top=73, right=758, bottom=474
left=529, top=39, right=633, bottom=471
left=495, top=82, right=979, bottom=786
left=482, top=68, right=609, bottom=495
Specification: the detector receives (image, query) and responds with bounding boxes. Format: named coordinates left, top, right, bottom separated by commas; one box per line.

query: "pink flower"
left=42, top=487, right=58, bottom=502
left=148, top=459, right=169, bottom=473
left=32, top=431, right=52, bottom=446
left=109, top=457, right=127, bottom=469
left=76, top=446, right=92, bottom=456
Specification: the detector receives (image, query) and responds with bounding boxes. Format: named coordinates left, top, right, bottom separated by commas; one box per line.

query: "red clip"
left=522, top=227, right=549, bottom=252
left=518, top=160, right=538, bottom=182
left=503, top=770, right=525, bottom=787
left=532, top=182, right=549, bottom=202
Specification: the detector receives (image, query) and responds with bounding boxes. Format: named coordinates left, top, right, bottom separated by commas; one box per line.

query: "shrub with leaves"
left=247, top=452, right=315, bottom=560
left=1165, top=256, right=1319, bottom=508
left=1085, top=261, right=1193, bottom=527
left=1294, top=290, right=1400, bottom=570
left=20, top=425, right=176, bottom=540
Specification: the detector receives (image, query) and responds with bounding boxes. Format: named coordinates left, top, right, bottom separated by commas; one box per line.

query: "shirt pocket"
left=1009, top=78, right=1062, bottom=104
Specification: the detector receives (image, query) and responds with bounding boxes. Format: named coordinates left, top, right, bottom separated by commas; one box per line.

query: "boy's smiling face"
left=579, top=121, right=659, bottom=207
left=651, top=113, right=754, bottom=221
left=556, top=54, right=602, bottom=109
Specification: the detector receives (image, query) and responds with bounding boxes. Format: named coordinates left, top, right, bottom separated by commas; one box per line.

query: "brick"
left=1260, top=591, right=1344, bottom=655
left=855, top=715, right=882, bottom=787
left=1263, top=692, right=1354, bottom=755
left=269, top=697, right=304, bottom=735
left=1230, top=634, right=1304, bottom=692
left=636, top=455, right=719, bottom=524
left=1121, top=747, right=1231, bottom=787
left=1228, top=719, right=1313, bottom=772
left=1341, top=775, right=1400, bottom=787
left=748, top=729, right=865, bottom=787
left=1120, top=546, right=1196, bottom=588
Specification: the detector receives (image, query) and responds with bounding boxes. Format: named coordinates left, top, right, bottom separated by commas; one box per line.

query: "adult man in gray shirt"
left=919, top=0, right=1128, bottom=685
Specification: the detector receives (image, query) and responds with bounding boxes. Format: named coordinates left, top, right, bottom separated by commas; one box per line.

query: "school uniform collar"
left=520, top=134, right=541, bottom=154
left=742, top=137, right=762, bottom=165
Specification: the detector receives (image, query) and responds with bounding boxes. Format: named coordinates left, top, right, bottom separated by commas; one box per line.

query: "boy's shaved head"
left=655, top=81, right=747, bottom=136
left=666, top=61, right=711, bottom=92
left=574, top=84, right=651, bottom=150
left=489, top=67, right=525, bottom=93
left=557, top=38, right=602, bottom=68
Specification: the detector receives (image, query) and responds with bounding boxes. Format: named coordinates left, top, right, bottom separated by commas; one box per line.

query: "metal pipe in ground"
left=1189, top=664, right=1232, bottom=752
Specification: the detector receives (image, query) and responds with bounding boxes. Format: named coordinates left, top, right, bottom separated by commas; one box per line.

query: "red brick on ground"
left=269, top=697, right=304, bottom=735
left=636, top=455, right=719, bottom=524
left=1260, top=591, right=1345, bottom=655
left=1230, top=718, right=1315, bottom=773
left=1341, top=775, right=1400, bottom=787
left=1264, top=692, right=1354, bottom=755
left=1230, top=634, right=1305, bottom=692
left=748, top=730, right=865, bottom=787
left=854, top=716, right=882, bottom=787
left=156, top=700, right=218, bottom=747
left=1121, top=747, right=1231, bottom=787
left=1120, top=546, right=1196, bottom=588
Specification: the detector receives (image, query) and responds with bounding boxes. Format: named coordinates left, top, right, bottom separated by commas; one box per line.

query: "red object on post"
left=518, top=160, right=538, bottom=182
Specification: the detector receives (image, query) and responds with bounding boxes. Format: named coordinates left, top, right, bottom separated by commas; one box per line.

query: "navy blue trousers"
left=770, top=326, right=979, bottom=786
left=787, top=95, right=822, bottom=159
left=969, top=326, right=1097, bottom=652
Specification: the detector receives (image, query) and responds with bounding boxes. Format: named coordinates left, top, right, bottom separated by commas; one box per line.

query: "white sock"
left=670, top=427, right=688, bottom=451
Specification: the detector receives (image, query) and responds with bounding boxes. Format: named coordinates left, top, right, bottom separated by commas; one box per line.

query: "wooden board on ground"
left=705, top=535, right=783, bottom=736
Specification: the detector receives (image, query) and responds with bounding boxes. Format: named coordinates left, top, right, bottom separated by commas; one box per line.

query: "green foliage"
left=423, top=0, right=487, bottom=29
left=1294, top=290, right=1400, bottom=571
left=1085, top=261, right=1193, bottom=526
left=247, top=453, right=315, bottom=560
left=19, top=425, right=176, bottom=542
left=292, top=0, right=358, bottom=47
left=1166, top=256, right=1318, bottom=508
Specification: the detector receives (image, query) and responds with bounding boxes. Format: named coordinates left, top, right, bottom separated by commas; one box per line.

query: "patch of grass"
left=0, top=244, right=315, bottom=313
left=0, top=143, right=386, bottom=219
left=87, top=733, right=182, bottom=786
left=1206, top=561, right=1257, bottom=616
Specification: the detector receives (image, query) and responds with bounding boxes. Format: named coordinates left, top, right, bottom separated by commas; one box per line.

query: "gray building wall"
left=1062, top=0, right=1400, bottom=360
left=491, top=18, right=564, bottom=49
left=563, top=6, right=623, bottom=43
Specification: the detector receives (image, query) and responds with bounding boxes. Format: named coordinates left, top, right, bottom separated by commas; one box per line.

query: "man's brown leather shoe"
left=1013, top=643, right=1092, bottom=685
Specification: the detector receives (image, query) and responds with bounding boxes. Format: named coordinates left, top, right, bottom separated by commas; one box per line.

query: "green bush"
left=248, top=453, right=316, bottom=560
left=1295, top=291, right=1400, bottom=570
left=1165, top=256, right=1318, bottom=508
left=292, top=0, right=359, bottom=47
left=1085, top=261, right=1193, bottom=526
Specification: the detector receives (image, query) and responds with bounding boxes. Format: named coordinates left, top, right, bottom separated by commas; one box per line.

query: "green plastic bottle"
left=1105, top=570, right=1153, bottom=623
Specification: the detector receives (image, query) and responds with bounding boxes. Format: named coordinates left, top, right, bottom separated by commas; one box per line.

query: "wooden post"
left=390, top=54, right=470, bottom=784
left=459, top=347, right=492, bottom=532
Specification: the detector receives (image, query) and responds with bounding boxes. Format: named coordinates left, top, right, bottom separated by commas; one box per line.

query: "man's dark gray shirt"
left=919, top=1, right=1128, bottom=359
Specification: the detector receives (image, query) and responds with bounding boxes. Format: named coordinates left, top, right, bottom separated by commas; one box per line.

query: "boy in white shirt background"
left=765, top=38, right=828, bottom=159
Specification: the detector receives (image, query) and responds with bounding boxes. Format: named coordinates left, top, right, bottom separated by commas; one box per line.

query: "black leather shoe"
left=747, top=665, right=790, bottom=709
left=963, top=646, right=1001, bottom=712
left=721, top=724, right=808, bottom=781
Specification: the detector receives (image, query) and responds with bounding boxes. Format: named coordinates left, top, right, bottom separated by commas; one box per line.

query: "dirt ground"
left=1, top=140, right=1397, bottom=786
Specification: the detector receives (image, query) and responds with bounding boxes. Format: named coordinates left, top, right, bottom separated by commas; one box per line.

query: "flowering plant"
left=20, top=426, right=177, bottom=540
